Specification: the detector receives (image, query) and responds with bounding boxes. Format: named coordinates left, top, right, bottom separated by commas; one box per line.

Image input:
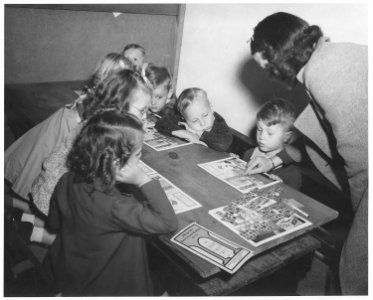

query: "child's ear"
left=167, top=89, right=173, bottom=102
left=208, top=100, right=214, bottom=111
left=283, top=131, right=293, bottom=144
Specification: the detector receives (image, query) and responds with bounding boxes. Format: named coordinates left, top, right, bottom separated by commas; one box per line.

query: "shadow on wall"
left=237, top=57, right=311, bottom=139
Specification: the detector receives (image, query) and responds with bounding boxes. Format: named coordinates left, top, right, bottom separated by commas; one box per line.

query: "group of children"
left=4, top=43, right=302, bottom=296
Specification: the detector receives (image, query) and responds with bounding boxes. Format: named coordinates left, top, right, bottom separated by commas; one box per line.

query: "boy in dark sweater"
left=155, top=87, right=232, bottom=152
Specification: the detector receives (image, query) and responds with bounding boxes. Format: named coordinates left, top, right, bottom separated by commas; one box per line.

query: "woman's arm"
left=246, top=145, right=301, bottom=174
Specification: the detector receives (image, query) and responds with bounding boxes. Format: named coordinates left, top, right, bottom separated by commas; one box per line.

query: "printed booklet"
left=171, top=222, right=253, bottom=274
left=144, top=123, right=191, bottom=151
left=198, top=156, right=281, bottom=194
left=139, top=161, right=201, bottom=214
left=208, top=187, right=312, bottom=247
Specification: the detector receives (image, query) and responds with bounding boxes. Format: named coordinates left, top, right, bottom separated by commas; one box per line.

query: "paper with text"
left=144, top=123, right=191, bottom=151
left=198, top=157, right=281, bottom=193
left=171, top=222, right=253, bottom=274
left=139, top=161, right=201, bottom=214
left=209, top=188, right=312, bottom=247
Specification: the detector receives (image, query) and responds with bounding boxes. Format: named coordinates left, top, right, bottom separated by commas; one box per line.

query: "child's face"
left=256, top=120, right=290, bottom=153
left=150, top=81, right=170, bottom=113
left=183, top=96, right=215, bottom=132
left=123, top=48, right=145, bottom=73
left=127, top=88, right=151, bottom=123
left=126, top=144, right=142, bottom=167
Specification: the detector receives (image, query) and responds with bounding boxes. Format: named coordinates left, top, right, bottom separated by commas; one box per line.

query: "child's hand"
left=245, top=156, right=272, bottom=175
left=178, top=122, right=204, bottom=137
left=115, top=162, right=151, bottom=187
left=172, top=129, right=200, bottom=143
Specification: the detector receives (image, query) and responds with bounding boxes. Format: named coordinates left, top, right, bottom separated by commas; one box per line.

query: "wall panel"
left=176, top=3, right=368, bottom=135
left=5, top=6, right=178, bottom=83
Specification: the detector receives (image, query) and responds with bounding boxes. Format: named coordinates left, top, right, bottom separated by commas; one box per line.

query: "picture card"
left=198, top=157, right=281, bottom=194
left=171, top=222, right=253, bottom=274
left=144, top=124, right=191, bottom=151
left=209, top=189, right=312, bottom=247
left=139, top=161, right=202, bottom=214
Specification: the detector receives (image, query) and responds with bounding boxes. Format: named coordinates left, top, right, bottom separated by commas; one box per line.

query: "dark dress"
left=155, top=110, right=233, bottom=152
left=47, top=172, right=178, bottom=296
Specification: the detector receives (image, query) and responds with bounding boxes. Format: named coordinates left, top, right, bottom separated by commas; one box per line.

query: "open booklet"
left=143, top=120, right=192, bottom=151
left=138, top=161, right=201, bottom=214
left=171, top=222, right=253, bottom=274
left=209, top=187, right=312, bottom=247
left=198, top=156, right=281, bottom=194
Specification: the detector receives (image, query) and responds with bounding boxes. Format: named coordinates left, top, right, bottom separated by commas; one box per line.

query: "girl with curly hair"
left=5, top=53, right=134, bottom=212
left=9, top=69, right=151, bottom=245
left=46, top=110, right=177, bottom=296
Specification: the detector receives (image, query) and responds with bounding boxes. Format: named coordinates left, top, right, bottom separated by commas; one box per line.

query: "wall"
left=5, top=6, right=178, bottom=84
left=176, top=3, right=368, bottom=136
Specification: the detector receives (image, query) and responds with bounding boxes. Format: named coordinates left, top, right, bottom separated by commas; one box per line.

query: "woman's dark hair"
left=67, top=110, right=144, bottom=191
left=144, top=63, right=172, bottom=90
left=251, top=12, right=323, bottom=86
left=77, top=69, right=150, bottom=121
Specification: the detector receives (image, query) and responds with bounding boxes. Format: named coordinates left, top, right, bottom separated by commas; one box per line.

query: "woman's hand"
left=245, top=156, right=273, bottom=175
left=229, top=153, right=240, bottom=159
left=115, top=162, right=151, bottom=187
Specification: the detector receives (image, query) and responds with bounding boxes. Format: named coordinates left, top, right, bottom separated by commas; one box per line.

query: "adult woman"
left=248, top=12, right=367, bottom=295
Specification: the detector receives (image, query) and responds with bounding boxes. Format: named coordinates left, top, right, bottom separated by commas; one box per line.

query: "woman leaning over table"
left=247, top=12, right=367, bottom=295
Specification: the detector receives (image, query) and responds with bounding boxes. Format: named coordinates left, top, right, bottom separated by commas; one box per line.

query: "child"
left=90, top=53, right=134, bottom=87
left=46, top=110, right=178, bottom=296
left=243, top=98, right=302, bottom=189
left=122, top=43, right=148, bottom=76
left=4, top=53, right=132, bottom=213
left=13, top=69, right=152, bottom=245
left=155, top=87, right=232, bottom=152
left=144, top=64, right=176, bottom=118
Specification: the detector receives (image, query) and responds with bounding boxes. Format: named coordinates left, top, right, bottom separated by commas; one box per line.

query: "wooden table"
left=141, top=142, right=338, bottom=295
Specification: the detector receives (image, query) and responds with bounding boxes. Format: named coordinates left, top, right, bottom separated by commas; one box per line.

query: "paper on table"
left=171, top=222, right=253, bottom=274
left=209, top=189, right=312, bottom=247
left=139, top=161, right=201, bottom=214
left=198, top=157, right=281, bottom=194
left=144, top=124, right=192, bottom=151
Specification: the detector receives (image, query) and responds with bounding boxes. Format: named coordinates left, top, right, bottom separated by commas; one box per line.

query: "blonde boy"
left=155, top=88, right=232, bottom=152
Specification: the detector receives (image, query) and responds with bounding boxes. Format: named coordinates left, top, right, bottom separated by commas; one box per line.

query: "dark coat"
left=47, top=172, right=178, bottom=296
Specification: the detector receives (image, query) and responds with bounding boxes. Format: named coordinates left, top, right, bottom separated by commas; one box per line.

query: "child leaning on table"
left=46, top=110, right=178, bottom=296
left=155, top=87, right=233, bottom=152
left=243, top=98, right=302, bottom=189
